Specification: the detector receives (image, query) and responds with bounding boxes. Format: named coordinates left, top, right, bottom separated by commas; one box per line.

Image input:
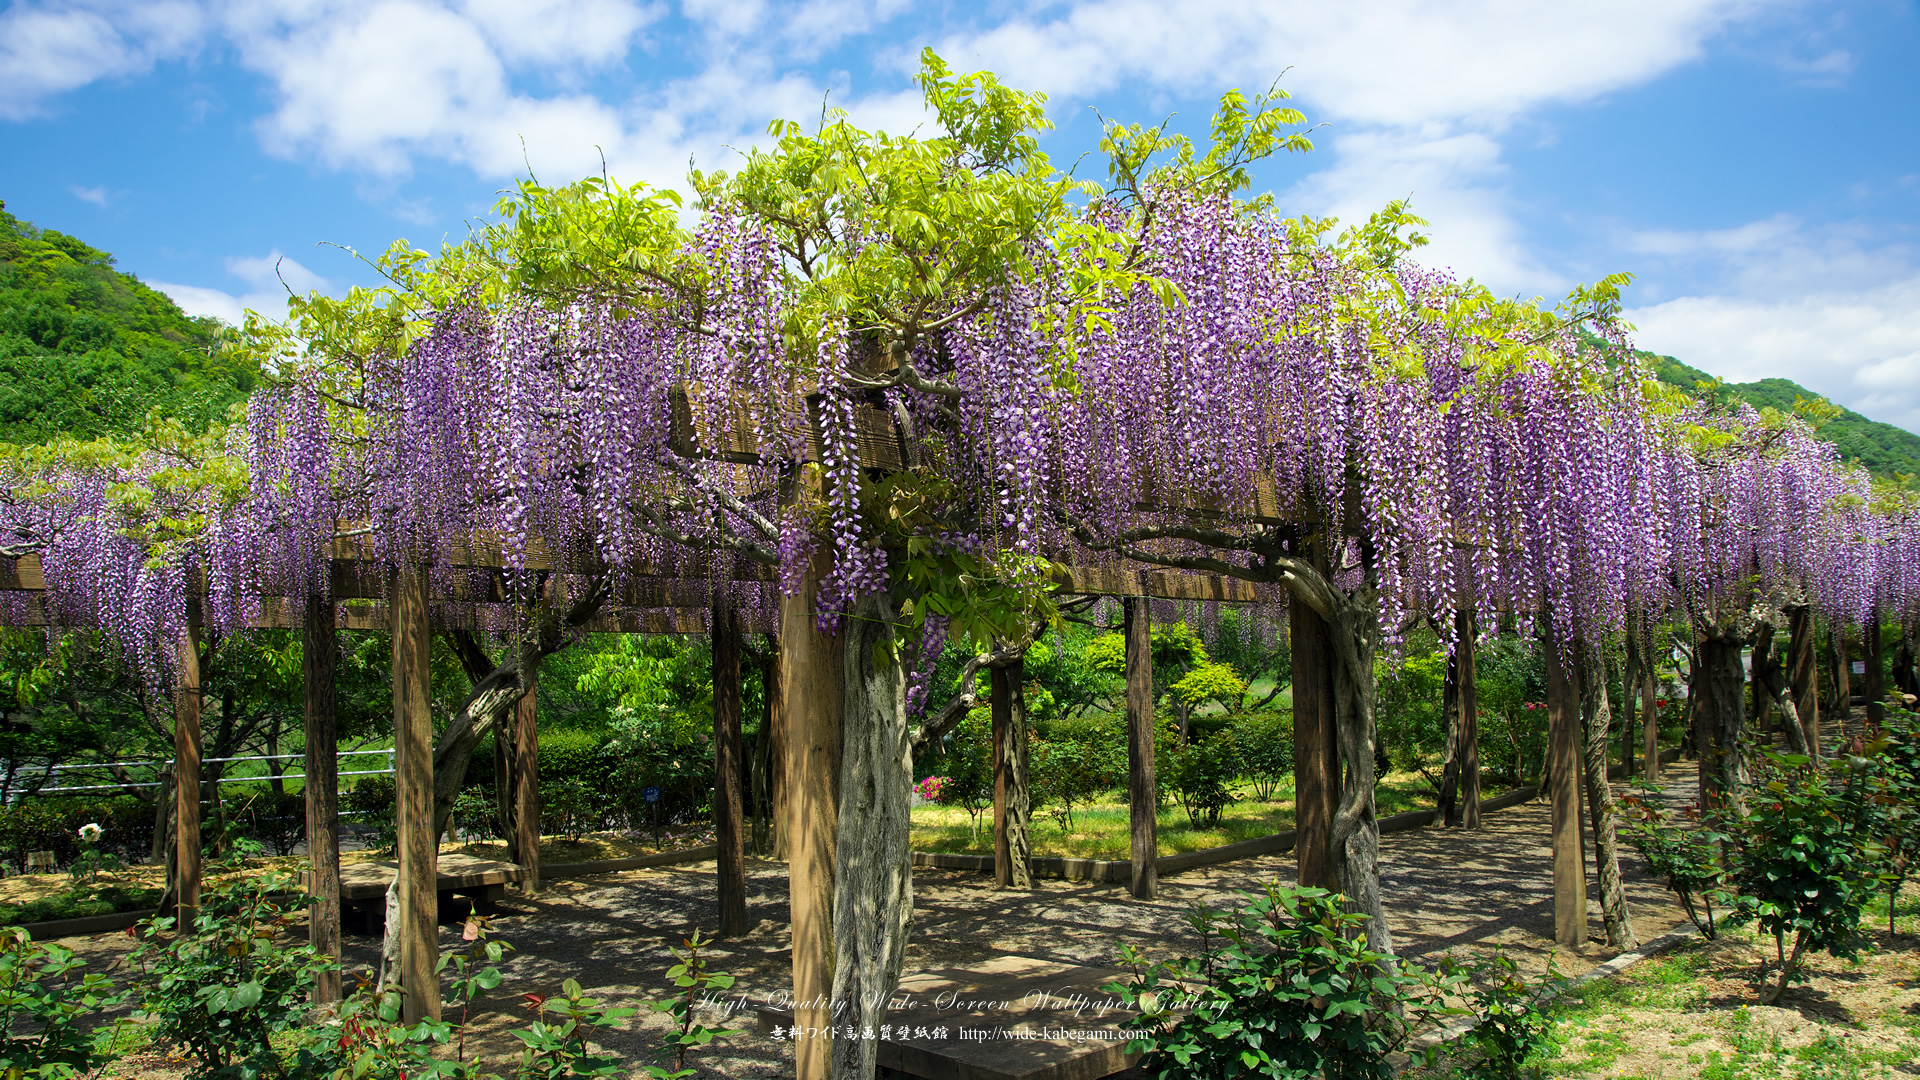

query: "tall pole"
left=1125, top=597, right=1157, bottom=900
left=390, top=564, right=439, bottom=1023
left=512, top=668, right=540, bottom=892
left=712, top=603, right=748, bottom=937
left=302, top=594, right=342, bottom=1003
left=173, top=616, right=202, bottom=928
left=1866, top=613, right=1887, bottom=729
left=1545, top=616, right=1587, bottom=947
left=782, top=554, right=842, bottom=1080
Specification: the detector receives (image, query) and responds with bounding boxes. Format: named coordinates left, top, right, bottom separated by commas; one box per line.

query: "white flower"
left=78, top=822, right=104, bottom=842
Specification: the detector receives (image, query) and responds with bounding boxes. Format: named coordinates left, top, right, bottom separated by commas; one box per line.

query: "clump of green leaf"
left=1104, top=883, right=1432, bottom=1079
left=126, top=871, right=336, bottom=1079
left=0, top=926, right=123, bottom=1077
left=640, top=929, right=739, bottom=1080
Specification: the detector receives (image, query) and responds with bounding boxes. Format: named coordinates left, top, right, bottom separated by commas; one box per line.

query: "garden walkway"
left=68, top=765, right=1704, bottom=1078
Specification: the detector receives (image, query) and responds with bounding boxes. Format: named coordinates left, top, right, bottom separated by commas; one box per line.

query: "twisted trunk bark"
left=1696, top=628, right=1748, bottom=814
left=1751, top=621, right=1806, bottom=754
left=1324, top=593, right=1391, bottom=957
left=829, top=590, right=914, bottom=1080
left=1579, top=649, right=1637, bottom=950
left=991, top=658, right=1032, bottom=890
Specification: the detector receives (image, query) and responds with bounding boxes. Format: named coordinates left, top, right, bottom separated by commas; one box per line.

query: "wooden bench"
left=316, top=853, right=524, bottom=933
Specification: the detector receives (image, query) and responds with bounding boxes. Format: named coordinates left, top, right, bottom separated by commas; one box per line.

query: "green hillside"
left=0, top=200, right=256, bottom=443
left=1648, top=352, right=1920, bottom=480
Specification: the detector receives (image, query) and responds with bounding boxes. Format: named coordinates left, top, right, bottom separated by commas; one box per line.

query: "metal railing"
left=15, top=749, right=396, bottom=796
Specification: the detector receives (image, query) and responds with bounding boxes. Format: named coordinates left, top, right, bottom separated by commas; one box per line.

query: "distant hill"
left=1646, top=352, right=1920, bottom=481
left=0, top=200, right=256, bottom=443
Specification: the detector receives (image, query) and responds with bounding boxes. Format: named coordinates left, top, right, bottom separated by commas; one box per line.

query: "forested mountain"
left=0, top=201, right=256, bottom=442
left=1648, top=353, right=1920, bottom=480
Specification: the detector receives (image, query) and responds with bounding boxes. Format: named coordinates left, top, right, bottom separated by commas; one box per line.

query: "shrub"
left=1030, top=737, right=1120, bottom=832
left=0, top=797, right=155, bottom=872
left=1620, top=781, right=1730, bottom=939
left=344, top=775, right=397, bottom=854
left=1725, top=751, right=1885, bottom=1003
left=129, top=871, right=336, bottom=1079
left=1434, top=952, right=1565, bottom=1080
left=1104, top=883, right=1430, bottom=1079
left=1232, top=710, right=1293, bottom=800
left=1164, top=732, right=1240, bottom=828
left=931, top=709, right=993, bottom=836
left=0, top=927, right=122, bottom=1074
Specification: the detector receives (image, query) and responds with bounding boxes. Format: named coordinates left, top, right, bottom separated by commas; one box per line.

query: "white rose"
left=78, top=822, right=104, bottom=842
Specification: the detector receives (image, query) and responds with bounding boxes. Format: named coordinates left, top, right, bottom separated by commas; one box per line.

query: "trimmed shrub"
left=0, top=797, right=155, bottom=873
left=1231, top=709, right=1293, bottom=800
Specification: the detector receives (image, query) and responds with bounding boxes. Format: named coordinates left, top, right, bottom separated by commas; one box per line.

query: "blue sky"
left=4, top=1, right=1919, bottom=429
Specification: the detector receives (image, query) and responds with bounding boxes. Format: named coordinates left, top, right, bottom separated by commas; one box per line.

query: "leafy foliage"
left=1163, top=732, right=1241, bottom=828
left=1231, top=710, right=1294, bottom=801
left=1104, top=884, right=1430, bottom=1080
left=128, top=872, right=336, bottom=1079
left=0, top=927, right=121, bottom=1076
left=639, top=930, right=738, bottom=1079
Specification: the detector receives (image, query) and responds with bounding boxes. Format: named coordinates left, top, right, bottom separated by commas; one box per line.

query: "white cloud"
left=0, top=1, right=203, bottom=119
left=152, top=250, right=336, bottom=327
left=68, top=184, right=110, bottom=206
left=1628, top=277, right=1920, bottom=431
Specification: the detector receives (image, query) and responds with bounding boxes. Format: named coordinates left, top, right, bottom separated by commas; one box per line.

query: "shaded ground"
left=60, top=764, right=1705, bottom=1078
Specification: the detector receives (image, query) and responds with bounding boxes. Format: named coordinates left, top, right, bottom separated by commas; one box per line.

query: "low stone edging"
left=540, top=844, right=719, bottom=880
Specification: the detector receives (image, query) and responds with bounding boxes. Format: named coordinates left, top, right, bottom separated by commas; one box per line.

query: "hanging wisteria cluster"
left=4, top=177, right=1919, bottom=692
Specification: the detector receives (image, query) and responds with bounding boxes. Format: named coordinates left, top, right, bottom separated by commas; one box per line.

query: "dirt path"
left=68, top=766, right=1699, bottom=1078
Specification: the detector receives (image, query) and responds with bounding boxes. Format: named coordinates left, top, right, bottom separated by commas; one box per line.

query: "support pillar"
left=302, top=594, right=342, bottom=1003
left=766, top=641, right=787, bottom=861
left=1832, top=630, right=1852, bottom=734
left=782, top=557, right=842, bottom=1080
left=1290, top=597, right=1339, bottom=886
left=713, top=603, right=748, bottom=937
left=1788, top=606, right=1819, bottom=766
left=174, top=618, right=202, bottom=929
left=390, top=564, right=439, bottom=1023
left=1545, top=620, right=1586, bottom=947
left=1638, top=624, right=1660, bottom=782
left=512, top=669, right=539, bottom=893
left=1866, top=614, right=1886, bottom=729
left=1125, top=597, right=1157, bottom=900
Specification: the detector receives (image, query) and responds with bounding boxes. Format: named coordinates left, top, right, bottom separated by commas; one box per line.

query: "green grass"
left=909, top=772, right=1434, bottom=860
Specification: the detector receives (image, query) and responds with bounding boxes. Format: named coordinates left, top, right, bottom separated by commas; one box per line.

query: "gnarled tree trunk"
left=1323, top=591, right=1391, bottom=958
left=1750, top=621, right=1806, bottom=754
left=1578, top=649, right=1636, bottom=950
left=1696, top=627, right=1748, bottom=813
left=829, top=590, right=914, bottom=1080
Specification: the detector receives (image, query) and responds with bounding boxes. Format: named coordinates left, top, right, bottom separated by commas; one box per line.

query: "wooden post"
left=782, top=556, right=842, bottom=1080
left=1125, top=597, right=1157, bottom=900
left=512, top=670, right=539, bottom=893
left=1866, top=614, right=1886, bottom=729
left=302, top=594, right=342, bottom=1003
left=765, top=641, right=787, bottom=861
left=712, top=603, right=748, bottom=937
left=1832, top=630, right=1852, bottom=733
left=1788, top=606, right=1819, bottom=766
left=1290, top=597, right=1338, bottom=887
left=174, top=618, right=202, bottom=928
left=494, top=718, right=515, bottom=865
left=1545, top=620, right=1586, bottom=947
left=1641, top=640, right=1660, bottom=783
left=390, top=564, right=439, bottom=1023
left=1457, top=609, right=1481, bottom=829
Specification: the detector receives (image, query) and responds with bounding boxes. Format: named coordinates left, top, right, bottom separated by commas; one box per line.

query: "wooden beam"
left=390, top=564, right=440, bottom=1023
left=1125, top=597, right=1157, bottom=900
left=712, top=603, right=748, bottom=937
left=781, top=553, right=842, bottom=1080
left=1545, top=623, right=1587, bottom=947
left=174, top=620, right=202, bottom=928
left=302, top=594, right=343, bottom=1004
